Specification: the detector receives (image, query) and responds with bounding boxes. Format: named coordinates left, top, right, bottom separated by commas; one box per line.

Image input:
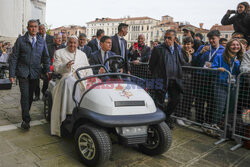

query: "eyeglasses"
left=165, top=36, right=172, bottom=40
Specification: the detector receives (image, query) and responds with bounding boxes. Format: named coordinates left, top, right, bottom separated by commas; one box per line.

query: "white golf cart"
left=44, top=56, right=172, bottom=166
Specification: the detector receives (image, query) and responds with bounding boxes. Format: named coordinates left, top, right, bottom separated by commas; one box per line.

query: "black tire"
left=138, top=122, right=172, bottom=155
left=75, top=125, right=112, bottom=166
left=44, top=91, right=52, bottom=122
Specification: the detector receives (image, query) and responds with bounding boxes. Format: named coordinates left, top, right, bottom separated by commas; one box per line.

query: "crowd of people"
left=3, top=2, right=249, bottom=134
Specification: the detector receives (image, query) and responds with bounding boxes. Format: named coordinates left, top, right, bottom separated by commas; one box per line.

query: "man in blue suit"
left=9, top=19, right=50, bottom=130
left=78, top=33, right=92, bottom=59
left=87, top=29, right=104, bottom=52
left=89, top=36, right=116, bottom=74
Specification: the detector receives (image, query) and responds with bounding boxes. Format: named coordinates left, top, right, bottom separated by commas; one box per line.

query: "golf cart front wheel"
left=43, top=91, right=52, bottom=122
left=75, top=125, right=112, bottom=166
left=138, top=122, right=172, bottom=155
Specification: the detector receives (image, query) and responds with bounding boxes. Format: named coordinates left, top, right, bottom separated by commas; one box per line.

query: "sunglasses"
left=165, top=36, right=173, bottom=40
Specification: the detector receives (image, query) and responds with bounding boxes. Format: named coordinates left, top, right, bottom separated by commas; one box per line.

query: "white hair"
left=67, top=35, right=78, bottom=42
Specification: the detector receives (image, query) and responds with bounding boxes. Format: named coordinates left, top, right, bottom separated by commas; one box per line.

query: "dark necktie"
left=104, top=52, right=109, bottom=70
left=120, top=38, right=125, bottom=58
left=32, top=37, right=36, bottom=48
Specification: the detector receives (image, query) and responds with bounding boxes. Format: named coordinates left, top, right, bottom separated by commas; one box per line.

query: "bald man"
left=128, top=34, right=150, bottom=64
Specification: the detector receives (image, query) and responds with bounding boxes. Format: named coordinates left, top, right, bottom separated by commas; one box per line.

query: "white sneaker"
left=176, top=119, right=186, bottom=126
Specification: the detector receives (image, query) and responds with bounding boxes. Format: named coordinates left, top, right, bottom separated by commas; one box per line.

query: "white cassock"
left=51, top=48, right=93, bottom=137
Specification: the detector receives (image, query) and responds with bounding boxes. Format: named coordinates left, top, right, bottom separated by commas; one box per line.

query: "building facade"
left=50, top=26, right=86, bottom=36
left=86, top=17, right=159, bottom=47
left=86, top=15, right=210, bottom=48
left=0, top=0, right=46, bottom=38
left=210, top=24, right=234, bottom=40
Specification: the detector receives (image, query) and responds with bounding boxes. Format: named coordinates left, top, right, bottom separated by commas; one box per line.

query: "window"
left=225, top=34, right=228, bottom=38
left=142, top=26, right=144, bottom=31
left=147, top=26, right=149, bottom=31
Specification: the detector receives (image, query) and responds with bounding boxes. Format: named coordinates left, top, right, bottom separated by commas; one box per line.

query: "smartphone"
left=230, top=10, right=236, bottom=14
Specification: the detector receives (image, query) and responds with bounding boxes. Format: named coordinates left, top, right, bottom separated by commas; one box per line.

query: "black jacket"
left=87, top=39, right=99, bottom=52
left=78, top=45, right=92, bottom=59
left=128, top=44, right=150, bottom=62
left=45, top=34, right=54, bottom=46
left=9, top=32, right=50, bottom=79
left=221, top=12, right=250, bottom=42
left=149, top=43, right=187, bottom=91
left=111, top=34, right=130, bottom=73
left=47, top=43, right=65, bottom=62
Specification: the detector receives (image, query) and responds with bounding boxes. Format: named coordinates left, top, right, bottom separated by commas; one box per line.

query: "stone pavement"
left=0, top=83, right=249, bottom=167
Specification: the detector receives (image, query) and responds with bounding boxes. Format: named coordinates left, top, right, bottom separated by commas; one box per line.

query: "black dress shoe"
left=33, top=96, right=40, bottom=101
left=21, top=121, right=30, bottom=130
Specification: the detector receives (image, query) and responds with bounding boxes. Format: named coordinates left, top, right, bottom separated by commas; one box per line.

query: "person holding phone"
left=221, top=2, right=250, bottom=43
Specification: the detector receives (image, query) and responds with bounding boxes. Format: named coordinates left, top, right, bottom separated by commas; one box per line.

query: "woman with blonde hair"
left=211, top=39, right=243, bottom=128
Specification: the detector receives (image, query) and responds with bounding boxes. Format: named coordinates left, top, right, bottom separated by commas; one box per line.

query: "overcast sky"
left=46, top=0, right=243, bottom=29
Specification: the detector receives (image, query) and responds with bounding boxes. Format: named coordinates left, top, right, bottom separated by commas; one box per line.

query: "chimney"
left=199, top=23, right=204, bottom=29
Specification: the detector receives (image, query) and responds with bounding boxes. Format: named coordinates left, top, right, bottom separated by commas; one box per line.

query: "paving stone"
left=0, top=141, right=15, bottom=155
left=163, top=146, right=199, bottom=163
left=145, top=155, right=182, bottom=167
left=10, top=133, right=60, bottom=149
left=202, top=148, right=242, bottom=167
left=36, top=154, right=85, bottom=167
left=219, top=141, right=249, bottom=156
left=235, top=155, right=250, bottom=167
left=180, top=138, right=215, bottom=155
left=29, top=141, right=75, bottom=160
left=189, top=159, right=220, bottom=167
left=0, top=150, right=40, bottom=166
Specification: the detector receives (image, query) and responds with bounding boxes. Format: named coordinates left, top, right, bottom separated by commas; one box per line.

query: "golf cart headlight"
left=116, top=126, right=147, bottom=136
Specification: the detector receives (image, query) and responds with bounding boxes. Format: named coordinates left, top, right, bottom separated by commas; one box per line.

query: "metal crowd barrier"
left=172, top=66, right=233, bottom=145
left=231, top=72, right=250, bottom=151
left=129, top=62, right=152, bottom=79
left=130, top=63, right=244, bottom=147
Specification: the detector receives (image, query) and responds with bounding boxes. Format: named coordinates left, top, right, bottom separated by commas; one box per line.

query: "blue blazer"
left=87, top=39, right=99, bottom=52
left=78, top=45, right=92, bottom=59
left=89, top=50, right=116, bottom=74
left=9, top=32, right=50, bottom=79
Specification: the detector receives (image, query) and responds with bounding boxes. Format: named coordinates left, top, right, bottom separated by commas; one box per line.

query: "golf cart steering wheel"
left=103, top=56, right=124, bottom=73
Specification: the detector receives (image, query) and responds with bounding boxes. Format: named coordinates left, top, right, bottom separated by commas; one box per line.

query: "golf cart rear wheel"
left=75, top=125, right=111, bottom=166
left=44, top=91, right=52, bottom=122
left=138, top=122, right=172, bottom=155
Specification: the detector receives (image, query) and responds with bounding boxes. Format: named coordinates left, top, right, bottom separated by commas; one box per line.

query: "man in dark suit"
left=42, top=34, right=65, bottom=95
left=90, top=36, right=116, bottom=74
left=111, top=23, right=130, bottom=73
left=33, top=24, right=54, bottom=101
left=9, top=19, right=50, bottom=129
left=87, top=29, right=104, bottom=52
left=39, top=24, right=54, bottom=46
left=128, top=34, right=150, bottom=64
left=149, top=30, right=188, bottom=129
left=78, top=33, right=92, bottom=59
left=62, top=33, right=68, bottom=47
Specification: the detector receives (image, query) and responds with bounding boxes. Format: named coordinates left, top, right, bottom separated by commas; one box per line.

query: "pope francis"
left=51, top=35, right=93, bottom=136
